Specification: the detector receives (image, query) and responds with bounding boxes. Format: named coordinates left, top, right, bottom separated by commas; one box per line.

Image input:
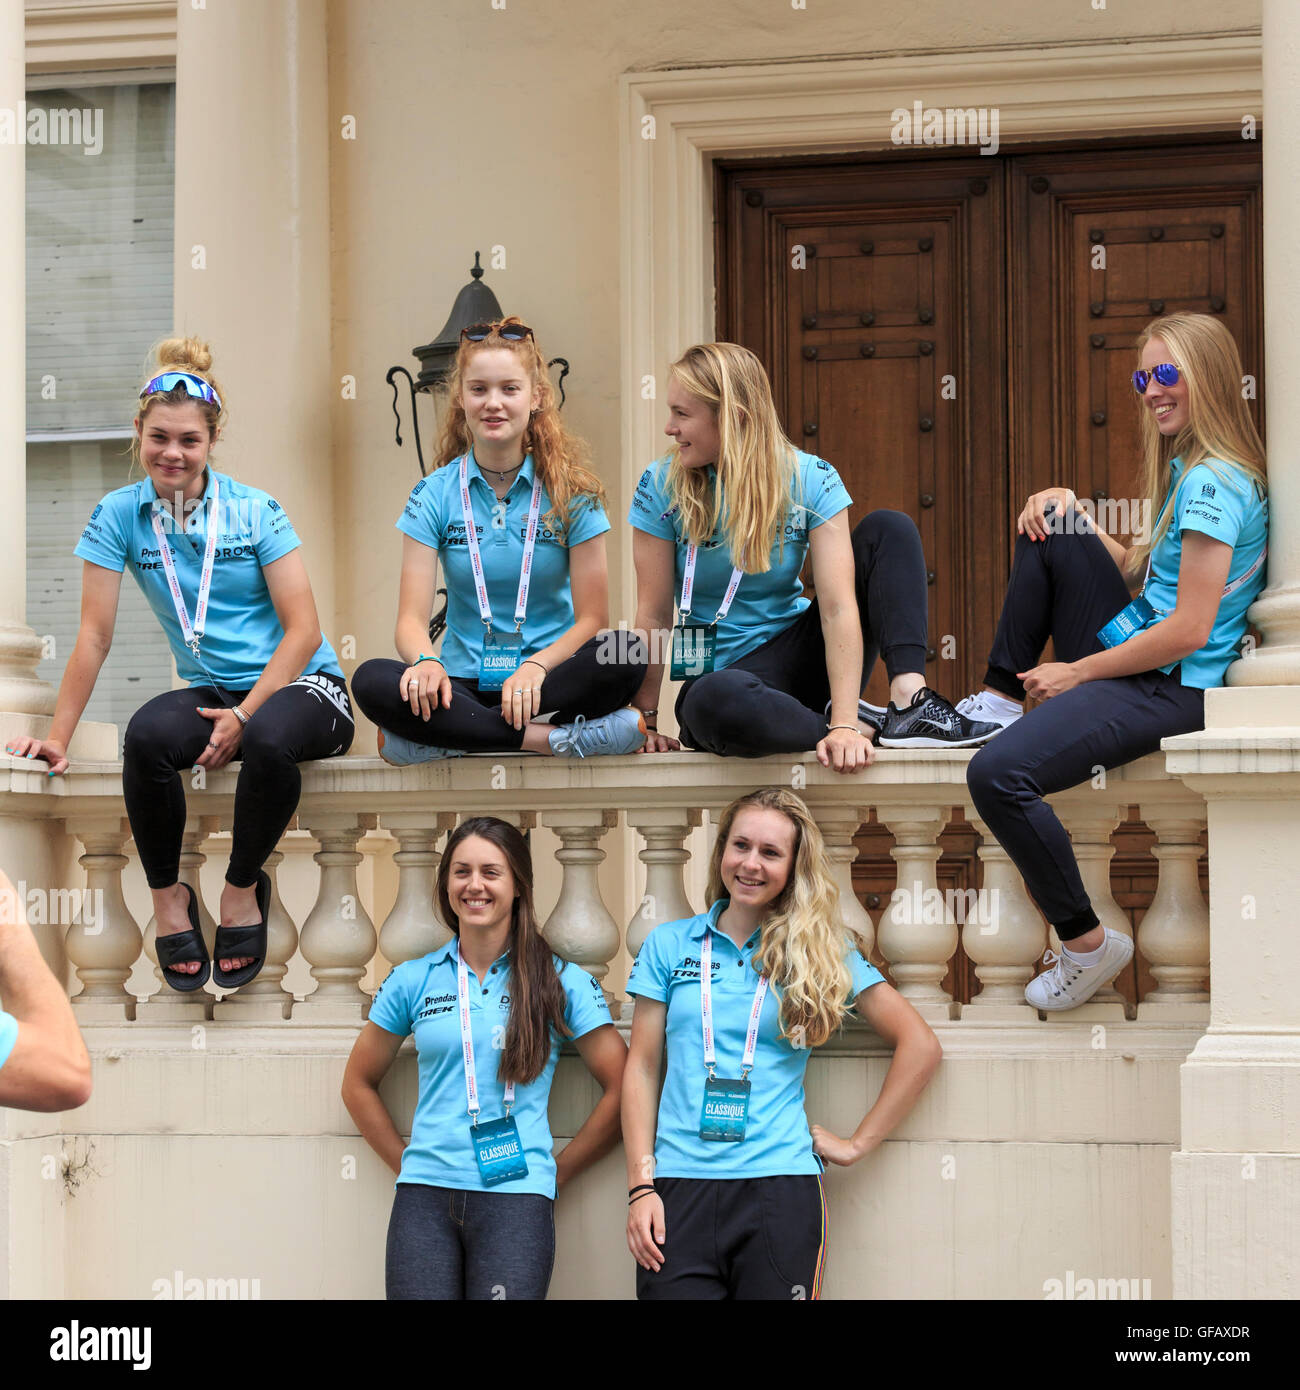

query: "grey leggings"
left=384, top=1182, right=555, bottom=1301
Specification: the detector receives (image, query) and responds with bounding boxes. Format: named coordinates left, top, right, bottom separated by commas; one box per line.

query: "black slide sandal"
left=155, top=882, right=211, bottom=992
left=212, top=869, right=270, bottom=991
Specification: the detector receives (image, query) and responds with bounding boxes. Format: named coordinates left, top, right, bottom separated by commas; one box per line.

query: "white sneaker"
left=955, top=690, right=1023, bottom=732
left=1025, top=928, right=1134, bottom=1012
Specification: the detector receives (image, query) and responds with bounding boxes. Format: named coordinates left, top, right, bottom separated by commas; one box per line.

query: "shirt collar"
left=430, top=934, right=511, bottom=971
left=138, top=466, right=218, bottom=513
left=465, top=447, right=536, bottom=498
left=687, top=900, right=760, bottom=950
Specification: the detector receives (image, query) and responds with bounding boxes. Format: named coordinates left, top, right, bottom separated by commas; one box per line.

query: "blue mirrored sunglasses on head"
left=140, top=371, right=223, bottom=409
left=1132, top=362, right=1180, bottom=393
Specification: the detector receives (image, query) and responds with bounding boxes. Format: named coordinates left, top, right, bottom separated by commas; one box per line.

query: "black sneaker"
left=824, top=698, right=888, bottom=736
left=877, top=687, right=1001, bottom=748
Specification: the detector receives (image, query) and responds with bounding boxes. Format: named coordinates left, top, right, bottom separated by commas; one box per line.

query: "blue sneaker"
left=377, top=729, right=465, bottom=767
left=548, top=708, right=647, bottom=758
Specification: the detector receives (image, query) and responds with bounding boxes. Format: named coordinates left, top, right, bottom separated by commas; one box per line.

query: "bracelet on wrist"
left=827, top=723, right=867, bottom=736
left=231, top=705, right=250, bottom=726
left=628, top=1183, right=656, bottom=1196
left=411, top=654, right=443, bottom=668
left=520, top=658, right=548, bottom=675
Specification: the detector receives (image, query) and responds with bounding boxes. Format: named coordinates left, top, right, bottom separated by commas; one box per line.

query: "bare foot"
left=153, top=882, right=203, bottom=977
left=218, top=881, right=262, bottom=974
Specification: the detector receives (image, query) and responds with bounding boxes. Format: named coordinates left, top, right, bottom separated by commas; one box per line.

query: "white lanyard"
left=150, top=476, right=220, bottom=657
left=457, top=948, right=514, bottom=1121
left=680, top=544, right=744, bottom=625
left=459, top=456, right=543, bottom=633
left=700, top=928, right=768, bottom=1079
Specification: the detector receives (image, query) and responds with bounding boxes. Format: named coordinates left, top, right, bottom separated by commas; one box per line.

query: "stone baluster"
left=875, top=805, right=957, bottom=1022
left=1136, top=805, right=1210, bottom=1022
left=295, top=813, right=378, bottom=1019
left=63, top=815, right=141, bottom=1022
left=136, top=819, right=219, bottom=1020
left=815, top=806, right=876, bottom=961
left=212, top=847, right=297, bottom=1021
left=1050, top=797, right=1131, bottom=1020
left=624, top=807, right=701, bottom=959
left=378, top=812, right=458, bottom=968
left=540, top=808, right=621, bottom=992
left=963, top=812, right=1046, bottom=1019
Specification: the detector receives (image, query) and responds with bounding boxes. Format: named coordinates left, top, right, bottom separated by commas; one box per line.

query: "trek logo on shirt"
left=415, top=991, right=456, bottom=1021
left=441, top=521, right=483, bottom=548
left=670, top=955, right=723, bottom=982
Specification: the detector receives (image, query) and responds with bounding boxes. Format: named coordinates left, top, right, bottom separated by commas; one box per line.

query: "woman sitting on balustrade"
left=352, top=316, right=648, bottom=763
left=965, top=312, right=1268, bottom=1012
left=623, top=786, right=941, bottom=1300
left=7, top=336, right=352, bottom=993
left=626, top=340, right=1000, bottom=771
left=343, top=816, right=627, bottom=1301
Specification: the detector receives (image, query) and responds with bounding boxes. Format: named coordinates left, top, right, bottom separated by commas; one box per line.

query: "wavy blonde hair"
left=706, top=787, right=857, bottom=1048
left=666, top=342, right=802, bottom=574
left=432, top=315, right=606, bottom=536
left=131, top=335, right=228, bottom=472
left=1131, top=313, right=1267, bottom=571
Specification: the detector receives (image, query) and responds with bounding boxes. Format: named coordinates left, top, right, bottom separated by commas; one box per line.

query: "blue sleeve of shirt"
left=395, top=474, right=444, bottom=550
left=625, top=923, right=673, bottom=1003
left=72, top=491, right=131, bottom=572
left=627, top=462, right=677, bottom=540
left=1175, top=463, right=1249, bottom=549
left=564, top=494, right=612, bottom=548
left=559, top=959, right=614, bottom=1039
left=253, top=492, right=303, bottom=566
left=800, top=456, right=853, bottom=529
left=845, top=937, right=886, bottom=1001
left=368, top=962, right=414, bottom=1038
left=0, top=1008, right=17, bottom=1071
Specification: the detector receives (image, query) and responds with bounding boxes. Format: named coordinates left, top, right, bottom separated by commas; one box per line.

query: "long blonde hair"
left=433, top=316, right=606, bottom=536
left=706, top=787, right=856, bottom=1048
left=666, top=343, right=801, bottom=573
left=131, top=336, right=228, bottom=473
left=1131, top=313, right=1267, bottom=569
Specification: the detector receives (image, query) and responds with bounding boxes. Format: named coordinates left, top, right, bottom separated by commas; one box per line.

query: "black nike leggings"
left=351, top=635, right=646, bottom=753
left=674, top=511, right=929, bottom=757
left=121, top=671, right=354, bottom=889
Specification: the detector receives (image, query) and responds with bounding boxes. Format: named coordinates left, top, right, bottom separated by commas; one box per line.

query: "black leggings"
left=675, top=511, right=929, bottom=756
left=385, top=1183, right=555, bottom=1301
left=967, top=517, right=1205, bottom=939
left=122, top=671, right=354, bottom=890
left=351, top=634, right=646, bottom=753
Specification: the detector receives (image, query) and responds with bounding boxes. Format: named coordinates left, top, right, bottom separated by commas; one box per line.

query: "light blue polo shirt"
left=73, top=468, right=341, bottom=690
left=628, top=450, right=853, bottom=670
left=626, top=899, right=885, bottom=1179
left=396, top=451, right=610, bottom=680
left=369, top=937, right=614, bottom=1197
left=0, top=1008, right=16, bottom=1071
left=1141, top=457, right=1268, bottom=688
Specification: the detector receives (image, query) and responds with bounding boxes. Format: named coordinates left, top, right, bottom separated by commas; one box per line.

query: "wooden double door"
left=715, top=138, right=1262, bottom=1000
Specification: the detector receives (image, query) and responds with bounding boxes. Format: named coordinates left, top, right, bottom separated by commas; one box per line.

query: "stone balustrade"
left=0, top=747, right=1210, bottom=1027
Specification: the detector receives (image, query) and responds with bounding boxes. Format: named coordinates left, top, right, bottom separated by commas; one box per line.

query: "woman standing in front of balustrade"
left=965, top=312, right=1268, bottom=1011
left=6, top=337, right=352, bottom=993
left=623, top=787, right=942, bottom=1300
left=626, top=341, right=1000, bottom=770
left=343, top=816, right=627, bottom=1301
left=352, top=317, right=648, bottom=763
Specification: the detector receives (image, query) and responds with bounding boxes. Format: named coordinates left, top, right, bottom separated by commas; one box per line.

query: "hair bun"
left=155, top=335, right=213, bottom=375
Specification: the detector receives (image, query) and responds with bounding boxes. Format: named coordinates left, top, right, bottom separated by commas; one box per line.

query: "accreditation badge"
left=1096, top=595, right=1158, bottom=650
left=699, top=1075, right=751, bottom=1142
left=471, top=1115, right=530, bottom=1186
left=478, top=629, right=524, bottom=690
left=670, top=623, right=716, bottom=680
